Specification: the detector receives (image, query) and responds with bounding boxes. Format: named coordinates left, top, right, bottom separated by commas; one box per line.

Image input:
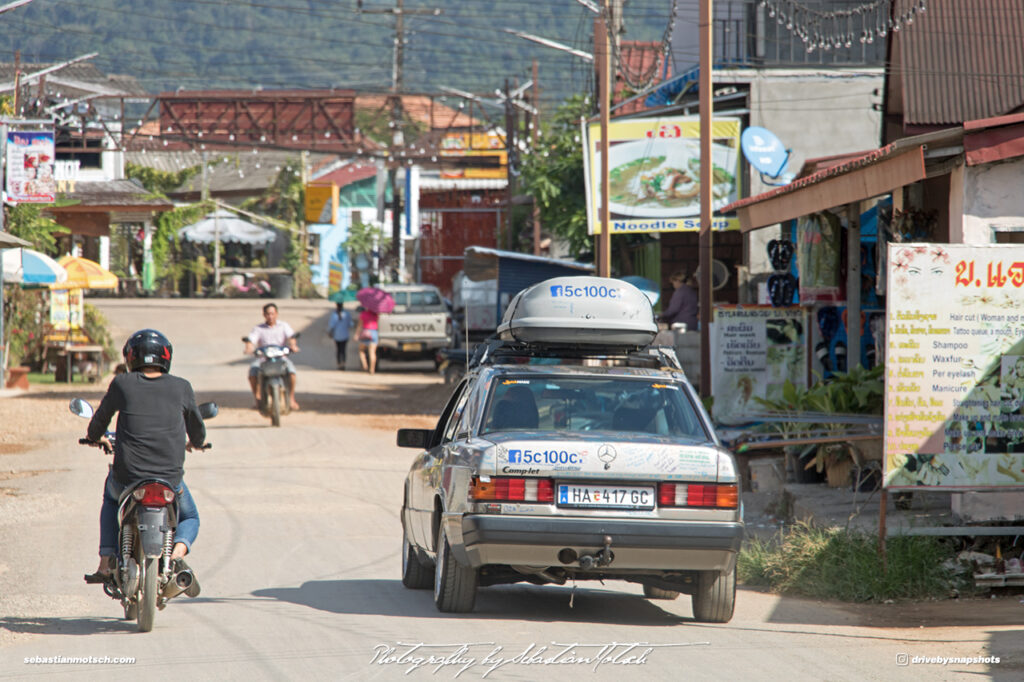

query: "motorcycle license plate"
left=403, top=343, right=423, bottom=352
left=557, top=483, right=655, bottom=510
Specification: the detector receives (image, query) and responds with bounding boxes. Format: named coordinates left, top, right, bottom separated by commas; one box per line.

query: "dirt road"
left=0, top=299, right=1020, bottom=681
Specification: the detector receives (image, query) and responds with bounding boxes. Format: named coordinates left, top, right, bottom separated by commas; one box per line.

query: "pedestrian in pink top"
left=355, top=307, right=379, bottom=374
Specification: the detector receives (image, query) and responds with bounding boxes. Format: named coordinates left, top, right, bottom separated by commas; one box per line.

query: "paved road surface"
left=0, top=299, right=1019, bottom=681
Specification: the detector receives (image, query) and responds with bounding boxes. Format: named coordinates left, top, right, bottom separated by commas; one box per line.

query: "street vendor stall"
left=47, top=256, right=118, bottom=382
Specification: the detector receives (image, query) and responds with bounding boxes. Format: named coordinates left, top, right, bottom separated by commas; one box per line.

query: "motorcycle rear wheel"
left=137, top=557, right=159, bottom=632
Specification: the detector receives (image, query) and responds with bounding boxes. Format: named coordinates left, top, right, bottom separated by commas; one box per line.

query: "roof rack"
left=468, top=336, right=685, bottom=374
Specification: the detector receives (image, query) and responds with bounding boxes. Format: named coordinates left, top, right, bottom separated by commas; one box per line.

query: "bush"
left=2, top=288, right=52, bottom=368
left=739, top=521, right=961, bottom=602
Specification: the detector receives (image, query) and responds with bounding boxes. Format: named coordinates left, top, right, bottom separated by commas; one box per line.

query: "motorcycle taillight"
left=133, top=483, right=175, bottom=506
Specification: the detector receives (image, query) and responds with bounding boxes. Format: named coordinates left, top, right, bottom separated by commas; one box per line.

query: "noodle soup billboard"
left=884, top=243, right=1024, bottom=490
left=583, top=117, right=740, bottom=234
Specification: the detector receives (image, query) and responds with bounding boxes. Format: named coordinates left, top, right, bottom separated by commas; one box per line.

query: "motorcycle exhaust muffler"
left=160, top=568, right=195, bottom=600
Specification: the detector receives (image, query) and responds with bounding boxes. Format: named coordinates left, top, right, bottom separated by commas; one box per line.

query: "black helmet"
left=123, top=329, right=173, bottom=373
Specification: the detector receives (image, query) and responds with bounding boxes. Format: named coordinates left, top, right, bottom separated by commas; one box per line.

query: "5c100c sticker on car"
left=507, top=449, right=582, bottom=465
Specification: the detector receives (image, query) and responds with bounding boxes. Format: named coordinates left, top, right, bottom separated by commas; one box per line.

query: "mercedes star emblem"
left=597, top=444, right=617, bottom=470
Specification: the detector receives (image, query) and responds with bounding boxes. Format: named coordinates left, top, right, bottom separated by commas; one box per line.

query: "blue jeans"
left=99, top=470, right=199, bottom=557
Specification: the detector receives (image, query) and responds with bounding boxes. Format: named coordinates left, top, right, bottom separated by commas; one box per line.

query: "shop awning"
left=720, top=130, right=963, bottom=232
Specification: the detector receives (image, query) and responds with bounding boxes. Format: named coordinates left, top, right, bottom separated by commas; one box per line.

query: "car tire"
left=401, top=532, right=433, bottom=590
left=691, top=566, right=736, bottom=623
left=643, top=584, right=680, bottom=600
left=433, top=523, right=477, bottom=613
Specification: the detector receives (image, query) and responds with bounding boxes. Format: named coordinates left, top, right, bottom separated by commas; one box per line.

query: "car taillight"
left=471, top=476, right=554, bottom=503
left=658, top=483, right=738, bottom=509
left=133, top=483, right=175, bottom=506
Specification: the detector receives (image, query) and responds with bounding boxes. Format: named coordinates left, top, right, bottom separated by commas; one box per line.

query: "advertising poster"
left=884, top=243, right=1024, bottom=489
left=327, top=260, right=351, bottom=303
left=711, top=305, right=808, bottom=423
left=583, top=116, right=740, bottom=235
left=49, top=288, right=83, bottom=333
left=6, top=130, right=56, bottom=203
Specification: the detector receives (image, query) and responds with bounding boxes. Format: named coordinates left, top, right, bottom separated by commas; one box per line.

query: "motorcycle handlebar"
left=79, top=438, right=113, bottom=455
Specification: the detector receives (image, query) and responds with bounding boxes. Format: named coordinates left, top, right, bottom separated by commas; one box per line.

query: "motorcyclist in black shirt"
left=82, top=329, right=207, bottom=587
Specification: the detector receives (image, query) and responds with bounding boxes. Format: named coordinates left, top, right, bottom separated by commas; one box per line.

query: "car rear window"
left=387, top=289, right=444, bottom=311
left=481, top=375, right=708, bottom=439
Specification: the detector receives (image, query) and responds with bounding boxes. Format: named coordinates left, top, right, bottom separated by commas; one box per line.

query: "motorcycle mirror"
left=69, top=398, right=94, bottom=419
left=198, top=402, right=219, bottom=420
left=241, top=336, right=250, bottom=343
left=292, top=332, right=301, bottom=340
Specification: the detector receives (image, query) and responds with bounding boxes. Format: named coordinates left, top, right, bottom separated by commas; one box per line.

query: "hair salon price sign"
left=884, top=243, right=1024, bottom=490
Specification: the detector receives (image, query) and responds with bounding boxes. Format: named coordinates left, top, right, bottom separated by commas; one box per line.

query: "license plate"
left=556, top=483, right=655, bottom=510
left=403, top=343, right=423, bottom=352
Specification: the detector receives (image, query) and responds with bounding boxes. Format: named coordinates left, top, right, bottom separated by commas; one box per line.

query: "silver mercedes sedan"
left=398, top=351, right=743, bottom=621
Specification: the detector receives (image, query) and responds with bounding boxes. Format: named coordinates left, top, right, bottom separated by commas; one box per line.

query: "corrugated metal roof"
left=0, top=62, right=148, bottom=96
left=57, top=179, right=173, bottom=208
left=899, top=0, right=1024, bottom=125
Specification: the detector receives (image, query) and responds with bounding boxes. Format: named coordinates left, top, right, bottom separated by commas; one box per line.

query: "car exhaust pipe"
left=160, top=567, right=195, bottom=600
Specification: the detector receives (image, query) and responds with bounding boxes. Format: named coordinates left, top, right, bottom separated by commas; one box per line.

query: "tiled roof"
left=895, top=0, right=1024, bottom=126
left=356, top=94, right=480, bottom=129
left=313, top=162, right=377, bottom=189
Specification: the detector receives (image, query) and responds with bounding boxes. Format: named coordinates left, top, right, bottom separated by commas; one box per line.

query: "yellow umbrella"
left=52, top=256, right=119, bottom=290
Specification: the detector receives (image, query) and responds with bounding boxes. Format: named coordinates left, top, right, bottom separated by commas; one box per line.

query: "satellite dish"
left=741, top=126, right=790, bottom=180
left=695, top=260, right=730, bottom=291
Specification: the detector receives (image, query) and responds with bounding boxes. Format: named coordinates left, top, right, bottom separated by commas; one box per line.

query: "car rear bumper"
left=449, top=514, right=744, bottom=572
left=378, top=338, right=449, bottom=352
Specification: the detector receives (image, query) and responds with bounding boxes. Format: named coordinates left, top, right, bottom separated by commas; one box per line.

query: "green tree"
left=342, top=218, right=390, bottom=287
left=5, top=204, right=68, bottom=255
left=520, top=93, right=592, bottom=257
left=126, top=162, right=201, bottom=196
left=242, top=160, right=316, bottom=296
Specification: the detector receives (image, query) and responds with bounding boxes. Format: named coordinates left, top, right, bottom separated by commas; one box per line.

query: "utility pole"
left=358, top=0, right=440, bottom=282
left=698, top=0, right=713, bottom=398
left=596, top=8, right=611, bottom=277
left=531, top=60, right=541, bottom=255
left=504, top=78, right=516, bottom=250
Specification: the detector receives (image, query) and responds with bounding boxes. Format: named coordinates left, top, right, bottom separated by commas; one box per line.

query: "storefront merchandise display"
left=796, top=212, right=841, bottom=303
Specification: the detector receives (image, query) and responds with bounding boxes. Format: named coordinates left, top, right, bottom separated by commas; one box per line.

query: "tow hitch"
left=578, top=535, right=614, bottom=569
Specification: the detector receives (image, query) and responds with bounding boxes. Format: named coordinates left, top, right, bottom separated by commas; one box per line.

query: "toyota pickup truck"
left=376, top=283, right=452, bottom=362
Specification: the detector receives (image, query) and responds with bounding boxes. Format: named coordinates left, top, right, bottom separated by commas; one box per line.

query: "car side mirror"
left=397, top=428, right=431, bottom=449
left=199, top=402, right=219, bottom=419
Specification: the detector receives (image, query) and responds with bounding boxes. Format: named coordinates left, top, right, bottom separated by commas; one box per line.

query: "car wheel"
left=691, top=566, right=736, bottom=623
left=433, top=522, right=477, bottom=613
left=401, top=530, right=433, bottom=590
left=643, top=584, right=680, bottom=600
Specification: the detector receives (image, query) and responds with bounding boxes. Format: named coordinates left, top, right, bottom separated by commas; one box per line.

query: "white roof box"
left=497, top=276, right=657, bottom=347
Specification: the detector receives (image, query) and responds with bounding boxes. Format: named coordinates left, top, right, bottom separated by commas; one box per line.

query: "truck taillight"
left=658, top=483, right=737, bottom=509
left=471, top=477, right=554, bottom=503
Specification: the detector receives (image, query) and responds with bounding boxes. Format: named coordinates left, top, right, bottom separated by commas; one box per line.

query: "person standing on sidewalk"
left=660, top=269, right=699, bottom=331
left=326, top=303, right=353, bottom=370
